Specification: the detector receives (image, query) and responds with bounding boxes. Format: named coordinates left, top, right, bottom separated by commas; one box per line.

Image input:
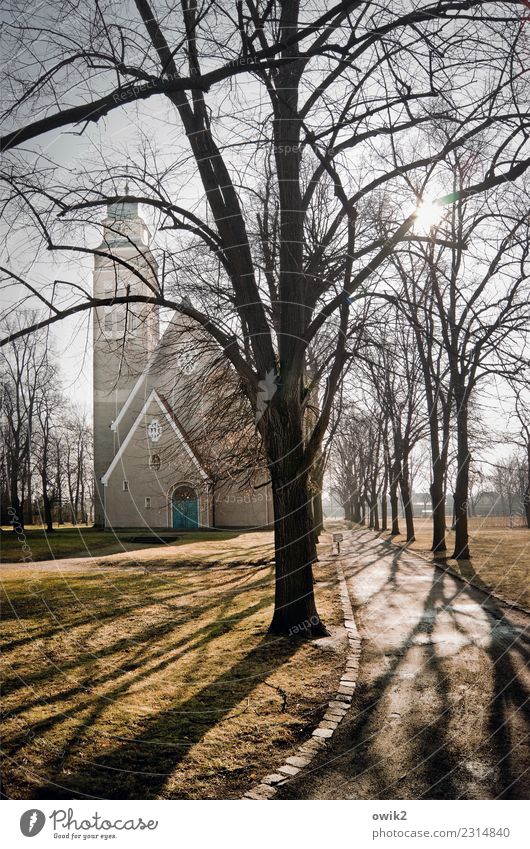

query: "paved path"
left=278, top=530, right=530, bottom=799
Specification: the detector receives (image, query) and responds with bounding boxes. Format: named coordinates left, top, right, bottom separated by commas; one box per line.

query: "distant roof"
left=106, top=197, right=138, bottom=220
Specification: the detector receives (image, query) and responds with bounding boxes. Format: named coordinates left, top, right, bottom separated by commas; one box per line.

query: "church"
left=92, top=192, right=271, bottom=531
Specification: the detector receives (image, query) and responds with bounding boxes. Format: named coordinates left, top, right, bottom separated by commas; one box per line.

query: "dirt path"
left=278, top=529, right=530, bottom=800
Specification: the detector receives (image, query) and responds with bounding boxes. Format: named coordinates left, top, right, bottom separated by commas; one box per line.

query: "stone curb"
left=243, top=557, right=361, bottom=800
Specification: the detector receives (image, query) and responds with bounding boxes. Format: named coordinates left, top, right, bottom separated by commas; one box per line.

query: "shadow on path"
left=279, top=530, right=529, bottom=800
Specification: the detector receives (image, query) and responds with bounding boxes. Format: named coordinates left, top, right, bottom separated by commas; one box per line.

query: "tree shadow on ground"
left=278, top=531, right=529, bottom=800
left=27, top=625, right=299, bottom=799
left=2, top=559, right=306, bottom=800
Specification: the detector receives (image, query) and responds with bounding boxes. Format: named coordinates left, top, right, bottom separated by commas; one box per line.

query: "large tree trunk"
left=269, top=470, right=327, bottom=637
left=309, top=459, right=325, bottom=539
left=312, top=489, right=323, bottom=538
left=42, top=493, right=54, bottom=533
left=429, top=410, right=448, bottom=553
left=264, top=397, right=327, bottom=637
left=25, top=462, right=33, bottom=525
left=380, top=460, right=388, bottom=531
left=41, top=472, right=54, bottom=533
left=369, top=485, right=379, bottom=530
left=430, top=475, right=446, bottom=553
left=399, top=451, right=415, bottom=543
left=390, top=459, right=400, bottom=536
left=381, top=492, right=388, bottom=531
left=523, top=441, right=530, bottom=528
left=452, top=390, right=471, bottom=559
left=9, top=465, right=23, bottom=532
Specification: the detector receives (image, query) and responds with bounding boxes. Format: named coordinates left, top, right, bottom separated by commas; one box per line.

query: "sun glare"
left=414, top=198, right=443, bottom=233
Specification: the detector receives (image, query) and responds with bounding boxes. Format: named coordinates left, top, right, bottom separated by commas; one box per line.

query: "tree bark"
left=390, top=460, right=400, bottom=536
left=380, top=460, right=388, bottom=531
left=381, top=492, right=388, bottom=532
left=452, top=389, right=471, bottom=559
left=264, top=395, right=328, bottom=637
left=42, top=492, right=54, bottom=533
left=9, top=476, right=24, bottom=532
left=309, top=459, right=325, bottom=539
left=41, top=470, right=54, bottom=533
left=269, top=470, right=327, bottom=637
left=428, top=400, right=449, bottom=552
left=430, top=476, right=446, bottom=553
left=400, top=451, right=415, bottom=542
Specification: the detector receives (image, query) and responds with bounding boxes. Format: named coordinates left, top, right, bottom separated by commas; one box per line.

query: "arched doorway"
left=171, top=484, right=199, bottom=529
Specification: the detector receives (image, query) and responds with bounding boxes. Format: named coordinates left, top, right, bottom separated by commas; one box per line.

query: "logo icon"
left=20, top=810, right=46, bottom=837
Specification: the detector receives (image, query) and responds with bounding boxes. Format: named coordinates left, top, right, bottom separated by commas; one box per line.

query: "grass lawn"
left=0, top=525, right=248, bottom=564
left=387, top=518, right=530, bottom=609
left=0, top=531, right=345, bottom=799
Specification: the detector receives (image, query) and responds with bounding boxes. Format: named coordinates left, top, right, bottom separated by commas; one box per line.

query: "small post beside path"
left=332, top=532, right=343, bottom=556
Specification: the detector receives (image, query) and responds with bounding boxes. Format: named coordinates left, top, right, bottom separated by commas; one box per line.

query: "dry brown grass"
left=387, top=518, right=530, bottom=609
left=0, top=531, right=345, bottom=800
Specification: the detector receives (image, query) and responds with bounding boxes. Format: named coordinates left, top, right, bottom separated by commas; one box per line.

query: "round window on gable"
left=147, top=418, right=162, bottom=442
left=150, top=453, right=161, bottom=471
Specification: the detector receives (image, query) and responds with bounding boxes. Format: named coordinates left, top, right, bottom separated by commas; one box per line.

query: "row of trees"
left=332, top=411, right=530, bottom=534
left=330, top=153, right=530, bottom=556
left=0, top=324, right=93, bottom=531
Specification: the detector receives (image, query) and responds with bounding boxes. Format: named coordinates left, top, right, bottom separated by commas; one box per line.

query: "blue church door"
left=172, top=486, right=199, bottom=529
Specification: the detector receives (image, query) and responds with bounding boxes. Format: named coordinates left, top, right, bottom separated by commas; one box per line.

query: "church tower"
left=93, top=189, right=159, bottom=526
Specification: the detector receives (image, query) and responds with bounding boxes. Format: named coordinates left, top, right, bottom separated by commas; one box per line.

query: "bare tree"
left=0, top=322, right=51, bottom=530
left=510, top=383, right=530, bottom=528
left=32, top=370, right=61, bottom=533
left=62, top=406, right=94, bottom=524
left=1, top=1, right=529, bottom=632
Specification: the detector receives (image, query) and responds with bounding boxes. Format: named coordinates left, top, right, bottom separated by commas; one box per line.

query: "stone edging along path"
left=243, top=557, right=361, bottom=800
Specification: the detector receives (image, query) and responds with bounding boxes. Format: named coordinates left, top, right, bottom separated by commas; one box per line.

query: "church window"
left=104, top=311, right=113, bottom=333
left=145, top=497, right=151, bottom=509
left=147, top=418, right=162, bottom=442
left=150, top=454, right=161, bottom=471
left=122, top=480, right=129, bottom=491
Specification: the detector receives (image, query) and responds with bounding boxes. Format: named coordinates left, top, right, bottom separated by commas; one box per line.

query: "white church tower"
left=93, top=189, right=159, bottom=526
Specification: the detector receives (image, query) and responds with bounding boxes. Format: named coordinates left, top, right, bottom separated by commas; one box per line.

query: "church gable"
left=101, top=390, right=210, bottom=529
left=102, top=390, right=208, bottom=487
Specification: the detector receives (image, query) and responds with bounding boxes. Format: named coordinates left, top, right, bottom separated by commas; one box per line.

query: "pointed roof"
left=101, top=389, right=210, bottom=485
